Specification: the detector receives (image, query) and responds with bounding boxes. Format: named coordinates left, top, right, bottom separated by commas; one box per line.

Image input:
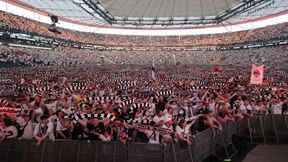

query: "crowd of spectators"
left=0, top=10, right=288, bottom=147
left=0, top=45, right=287, bottom=69
left=1, top=11, right=288, bottom=47
left=0, top=63, right=287, bottom=146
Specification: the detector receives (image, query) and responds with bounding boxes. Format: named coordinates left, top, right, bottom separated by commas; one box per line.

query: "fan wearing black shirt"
left=119, top=106, right=135, bottom=141
left=156, top=96, right=167, bottom=112
left=119, top=105, right=133, bottom=122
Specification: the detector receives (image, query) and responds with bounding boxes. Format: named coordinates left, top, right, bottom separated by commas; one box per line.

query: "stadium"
left=0, top=0, right=288, bottom=162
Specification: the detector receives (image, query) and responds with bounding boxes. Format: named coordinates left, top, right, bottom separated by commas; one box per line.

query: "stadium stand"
left=0, top=0, right=288, bottom=162
left=1, top=11, right=288, bottom=48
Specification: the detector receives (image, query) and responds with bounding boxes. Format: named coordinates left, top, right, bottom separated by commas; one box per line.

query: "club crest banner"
left=250, top=65, right=264, bottom=84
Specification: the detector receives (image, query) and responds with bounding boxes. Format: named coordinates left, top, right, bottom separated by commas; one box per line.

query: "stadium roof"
left=14, top=0, right=288, bottom=26
left=100, top=0, right=239, bottom=17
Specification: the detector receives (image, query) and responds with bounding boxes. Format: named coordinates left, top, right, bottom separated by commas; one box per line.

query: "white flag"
left=250, top=65, right=264, bottom=84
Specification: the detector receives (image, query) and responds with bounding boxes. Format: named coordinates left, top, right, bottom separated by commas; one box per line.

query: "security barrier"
left=0, top=114, right=287, bottom=162
left=237, top=114, right=288, bottom=143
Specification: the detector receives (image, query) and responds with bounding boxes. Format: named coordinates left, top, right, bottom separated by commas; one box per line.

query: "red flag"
left=212, top=66, right=221, bottom=72
left=250, top=65, right=264, bottom=84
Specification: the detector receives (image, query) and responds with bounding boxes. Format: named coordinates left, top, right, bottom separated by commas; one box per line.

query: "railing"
left=237, top=114, right=288, bottom=143
left=0, top=114, right=287, bottom=162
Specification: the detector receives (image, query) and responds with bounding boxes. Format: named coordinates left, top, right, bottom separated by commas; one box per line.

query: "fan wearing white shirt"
left=0, top=118, right=18, bottom=142
left=163, top=107, right=173, bottom=120
left=45, top=100, right=58, bottom=113
left=162, top=117, right=175, bottom=143
left=56, top=117, right=72, bottom=139
left=98, top=130, right=112, bottom=142
left=270, top=99, right=282, bottom=114
left=33, top=115, right=55, bottom=146
left=87, top=129, right=112, bottom=142
left=48, top=109, right=57, bottom=124
left=254, top=101, right=268, bottom=114
left=61, top=103, right=74, bottom=115
left=138, top=121, right=160, bottom=144
left=134, top=107, right=143, bottom=124
left=207, top=98, right=217, bottom=113
left=16, top=114, right=33, bottom=139
left=239, top=100, right=253, bottom=117
left=34, top=106, right=44, bottom=123
left=153, top=110, right=164, bottom=126
left=176, top=119, right=195, bottom=147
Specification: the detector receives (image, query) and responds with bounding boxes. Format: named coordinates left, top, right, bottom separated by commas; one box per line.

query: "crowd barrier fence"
left=237, top=114, right=288, bottom=143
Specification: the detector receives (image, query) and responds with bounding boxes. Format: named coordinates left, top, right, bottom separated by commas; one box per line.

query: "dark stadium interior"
left=0, top=0, right=288, bottom=162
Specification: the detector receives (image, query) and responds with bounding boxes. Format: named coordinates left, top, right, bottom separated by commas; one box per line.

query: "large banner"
left=250, top=65, right=264, bottom=84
